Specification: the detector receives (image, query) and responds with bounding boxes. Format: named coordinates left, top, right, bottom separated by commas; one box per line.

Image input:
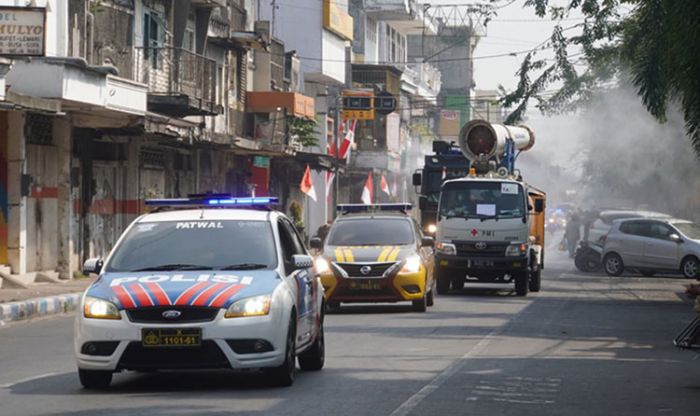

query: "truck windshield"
left=105, top=220, right=277, bottom=272
left=439, top=181, right=526, bottom=219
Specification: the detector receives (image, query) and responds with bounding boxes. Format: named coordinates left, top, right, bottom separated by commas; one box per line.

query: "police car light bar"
left=145, top=196, right=279, bottom=207
left=337, top=203, right=413, bottom=213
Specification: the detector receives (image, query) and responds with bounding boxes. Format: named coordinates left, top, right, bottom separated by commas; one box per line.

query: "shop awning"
left=246, top=92, right=315, bottom=119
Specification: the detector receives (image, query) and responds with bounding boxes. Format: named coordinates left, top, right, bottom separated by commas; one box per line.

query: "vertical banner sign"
left=0, top=8, right=46, bottom=57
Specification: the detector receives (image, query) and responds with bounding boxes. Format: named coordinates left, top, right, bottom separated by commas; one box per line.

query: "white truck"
left=432, top=120, right=546, bottom=296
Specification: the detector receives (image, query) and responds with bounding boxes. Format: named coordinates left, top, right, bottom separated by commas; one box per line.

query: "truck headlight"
left=225, top=294, right=271, bottom=318
left=83, top=296, right=121, bottom=320
left=314, top=257, right=331, bottom=274
left=505, top=243, right=527, bottom=257
left=436, top=241, right=457, bottom=256
left=426, top=224, right=437, bottom=234
left=400, top=255, right=422, bottom=273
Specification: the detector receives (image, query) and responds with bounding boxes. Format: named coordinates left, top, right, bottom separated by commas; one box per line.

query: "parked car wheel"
left=681, top=256, right=700, bottom=279
left=603, top=253, right=624, bottom=276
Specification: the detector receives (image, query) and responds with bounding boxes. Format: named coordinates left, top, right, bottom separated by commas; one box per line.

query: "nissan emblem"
left=360, top=265, right=372, bottom=275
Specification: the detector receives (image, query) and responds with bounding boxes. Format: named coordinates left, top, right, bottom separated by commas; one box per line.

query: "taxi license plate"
left=469, top=260, right=494, bottom=268
left=142, top=328, right=201, bottom=347
left=349, top=280, right=382, bottom=290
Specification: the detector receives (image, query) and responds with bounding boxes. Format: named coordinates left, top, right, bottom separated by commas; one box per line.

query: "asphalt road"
left=1, top=252, right=698, bottom=416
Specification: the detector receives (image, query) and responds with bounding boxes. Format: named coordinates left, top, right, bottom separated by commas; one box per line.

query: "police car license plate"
left=142, top=328, right=201, bottom=347
left=349, top=280, right=382, bottom=290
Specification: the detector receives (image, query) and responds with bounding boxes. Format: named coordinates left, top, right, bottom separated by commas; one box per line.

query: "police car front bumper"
left=75, top=305, right=289, bottom=372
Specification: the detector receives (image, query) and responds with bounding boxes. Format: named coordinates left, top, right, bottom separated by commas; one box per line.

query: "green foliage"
left=502, top=0, right=700, bottom=155
left=288, top=117, right=319, bottom=147
left=289, top=200, right=304, bottom=230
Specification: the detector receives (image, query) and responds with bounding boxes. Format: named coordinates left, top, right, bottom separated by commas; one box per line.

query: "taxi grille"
left=336, top=262, right=397, bottom=277
left=117, top=341, right=229, bottom=370
left=455, top=241, right=508, bottom=257
left=126, top=306, right=219, bottom=323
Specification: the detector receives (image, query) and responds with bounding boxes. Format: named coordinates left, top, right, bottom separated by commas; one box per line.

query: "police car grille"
left=118, top=341, right=229, bottom=370
left=455, top=241, right=508, bottom=257
left=336, top=262, right=397, bottom=277
left=126, top=306, right=219, bottom=323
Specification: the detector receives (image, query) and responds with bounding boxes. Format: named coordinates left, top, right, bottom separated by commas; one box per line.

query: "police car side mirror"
left=309, top=237, right=323, bottom=250
left=83, top=258, right=103, bottom=276
left=292, top=254, right=314, bottom=270
left=421, top=236, right=435, bottom=248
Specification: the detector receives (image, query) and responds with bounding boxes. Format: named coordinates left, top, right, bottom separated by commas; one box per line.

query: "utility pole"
left=271, top=0, right=277, bottom=37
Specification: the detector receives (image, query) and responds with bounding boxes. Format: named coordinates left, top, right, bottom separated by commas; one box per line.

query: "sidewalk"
left=0, top=277, right=96, bottom=324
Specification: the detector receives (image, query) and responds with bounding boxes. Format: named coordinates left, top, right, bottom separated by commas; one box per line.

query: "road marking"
left=388, top=305, right=532, bottom=416
left=0, top=372, right=57, bottom=389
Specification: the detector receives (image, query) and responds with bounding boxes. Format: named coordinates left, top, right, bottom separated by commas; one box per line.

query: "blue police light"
left=337, top=203, right=413, bottom=213
left=146, top=195, right=279, bottom=207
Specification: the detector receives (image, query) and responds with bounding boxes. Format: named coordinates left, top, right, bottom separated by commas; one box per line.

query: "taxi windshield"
left=439, top=181, right=525, bottom=219
left=327, top=218, right=414, bottom=246
left=106, top=220, right=277, bottom=272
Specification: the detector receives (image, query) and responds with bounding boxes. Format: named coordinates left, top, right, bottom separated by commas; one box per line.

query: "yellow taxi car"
left=310, top=204, right=435, bottom=312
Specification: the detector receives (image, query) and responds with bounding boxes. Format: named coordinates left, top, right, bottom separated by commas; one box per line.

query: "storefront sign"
left=253, top=156, right=270, bottom=169
left=0, top=8, right=46, bottom=56
left=323, top=0, right=353, bottom=41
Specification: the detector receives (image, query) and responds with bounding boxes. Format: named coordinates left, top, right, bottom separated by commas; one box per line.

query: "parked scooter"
left=574, top=240, right=603, bottom=273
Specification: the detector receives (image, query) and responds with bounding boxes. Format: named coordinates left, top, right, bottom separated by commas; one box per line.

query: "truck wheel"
left=436, top=267, right=450, bottom=295
left=78, top=369, right=112, bottom=390
left=514, top=272, right=529, bottom=296
left=529, top=269, right=541, bottom=292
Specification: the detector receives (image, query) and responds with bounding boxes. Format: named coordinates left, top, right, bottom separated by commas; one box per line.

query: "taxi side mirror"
left=292, top=254, right=314, bottom=270
left=83, top=258, right=103, bottom=276
left=309, top=237, right=323, bottom=250
left=421, top=236, right=434, bottom=247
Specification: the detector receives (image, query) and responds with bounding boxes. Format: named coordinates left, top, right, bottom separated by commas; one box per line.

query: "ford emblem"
left=360, top=265, right=372, bottom=275
left=475, top=242, right=487, bottom=250
left=162, top=310, right=182, bottom=319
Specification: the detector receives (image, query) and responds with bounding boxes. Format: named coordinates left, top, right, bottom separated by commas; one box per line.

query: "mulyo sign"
left=0, top=7, right=46, bottom=57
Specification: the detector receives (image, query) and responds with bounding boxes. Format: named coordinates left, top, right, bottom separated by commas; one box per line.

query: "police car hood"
left=323, top=244, right=415, bottom=263
left=86, top=271, right=280, bottom=310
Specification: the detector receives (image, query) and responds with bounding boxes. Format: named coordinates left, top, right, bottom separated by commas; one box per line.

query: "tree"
left=500, top=0, right=700, bottom=154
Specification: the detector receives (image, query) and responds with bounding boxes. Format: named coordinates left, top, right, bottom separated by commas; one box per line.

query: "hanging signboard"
left=0, top=7, right=46, bottom=57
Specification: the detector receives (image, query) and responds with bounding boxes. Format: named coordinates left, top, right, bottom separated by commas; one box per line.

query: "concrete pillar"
left=55, top=116, right=73, bottom=279
left=7, top=111, right=26, bottom=275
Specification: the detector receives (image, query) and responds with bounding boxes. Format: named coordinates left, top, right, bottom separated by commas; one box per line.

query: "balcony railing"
left=134, top=46, right=218, bottom=115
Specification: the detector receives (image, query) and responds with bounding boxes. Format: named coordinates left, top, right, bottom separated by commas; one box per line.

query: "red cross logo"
left=471, top=229, right=479, bottom=237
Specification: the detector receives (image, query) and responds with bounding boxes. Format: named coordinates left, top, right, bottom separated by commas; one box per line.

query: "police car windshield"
left=439, top=181, right=525, bottom=219
left=327, top=218, right=414, bottom=246
left=106, top=220, right=277, bottom=272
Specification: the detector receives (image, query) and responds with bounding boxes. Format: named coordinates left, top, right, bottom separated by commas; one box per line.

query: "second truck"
left=414, top=120, right=546, bottom=296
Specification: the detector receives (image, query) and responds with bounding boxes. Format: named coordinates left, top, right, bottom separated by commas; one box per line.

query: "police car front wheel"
left=265, top=316, right=296, bottom=387
left=78, top=369, right=112, bottom=390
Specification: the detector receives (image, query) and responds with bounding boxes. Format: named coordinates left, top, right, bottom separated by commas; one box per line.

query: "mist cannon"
left=458, top=119, right=536, bottom=161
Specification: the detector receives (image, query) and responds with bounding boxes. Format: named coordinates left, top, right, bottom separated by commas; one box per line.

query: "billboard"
left=0, top=7, right=46, bottom=57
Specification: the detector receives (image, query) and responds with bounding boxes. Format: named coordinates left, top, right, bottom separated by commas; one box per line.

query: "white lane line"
left=0, top=372, right=58, bottom=389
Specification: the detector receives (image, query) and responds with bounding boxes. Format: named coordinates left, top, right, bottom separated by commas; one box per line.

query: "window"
left=143, top=9, right=164, bottom=65
left=648, top=222, right=675, bottom=240
left=620, top=221, right=649, bottom=237
left=278, top=219, right=304, bottom=273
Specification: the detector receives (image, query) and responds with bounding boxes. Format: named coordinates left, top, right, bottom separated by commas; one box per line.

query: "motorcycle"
left=574, top=240, right=603, bottom=273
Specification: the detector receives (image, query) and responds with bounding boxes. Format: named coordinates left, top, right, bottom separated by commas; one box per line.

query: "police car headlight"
left=400, top=255, right=422, bottom=273
left=436, top=241, right=457, bottom=256
left=314, top=257, right=331, bottom=274
left=83, top=296, right=121, bottom=320
left=225, top=294, right=272, bottom=318
left=506, top=243, right=527, bottom=257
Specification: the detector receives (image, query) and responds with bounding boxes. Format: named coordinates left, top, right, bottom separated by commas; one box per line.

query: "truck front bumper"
left=435, top=254, right=529, bottom=272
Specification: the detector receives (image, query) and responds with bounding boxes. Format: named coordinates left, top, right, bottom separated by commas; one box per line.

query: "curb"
left=0, top=293, right=83, bottom=324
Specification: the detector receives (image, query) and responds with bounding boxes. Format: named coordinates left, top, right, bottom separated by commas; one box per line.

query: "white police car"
left=75, top=196, right=324, bottom=389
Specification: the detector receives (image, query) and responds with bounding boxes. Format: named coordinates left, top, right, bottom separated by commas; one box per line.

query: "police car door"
left=277, top=219, right=315, bottom=346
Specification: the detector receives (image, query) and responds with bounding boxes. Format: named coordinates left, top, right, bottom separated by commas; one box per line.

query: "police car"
left=75, top=196, right=324, bottom=389
left=310, top=204, right=435, bottom=312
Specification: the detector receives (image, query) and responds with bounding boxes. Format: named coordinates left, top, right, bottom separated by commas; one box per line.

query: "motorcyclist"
left=565, top=213, right=581, bottom=258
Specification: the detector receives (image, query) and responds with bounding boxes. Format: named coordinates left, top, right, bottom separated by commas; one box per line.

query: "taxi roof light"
left=145, top=194, right=279, bottom=209
left=337, top=203, right=413, bottom=214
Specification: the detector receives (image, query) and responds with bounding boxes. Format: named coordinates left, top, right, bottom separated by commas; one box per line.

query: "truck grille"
left=335, top=262, right=397, bottom=277
left=455, top=241, right=508, bottom=257
left=127, top=306, right=219, bottom=323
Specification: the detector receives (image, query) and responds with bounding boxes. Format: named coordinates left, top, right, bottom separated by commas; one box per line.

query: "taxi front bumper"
left=74, top=305, right=289, bottom=372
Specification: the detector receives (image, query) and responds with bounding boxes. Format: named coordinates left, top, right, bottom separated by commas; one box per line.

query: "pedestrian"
left=314, top=220, right=333, bottom=244
left=565, top=213, right=581, bottom=258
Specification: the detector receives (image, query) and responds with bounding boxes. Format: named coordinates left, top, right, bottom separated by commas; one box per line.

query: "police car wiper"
left=132, top=264, right=214, bottom=271
left=219, top=263, right=268, bottom=270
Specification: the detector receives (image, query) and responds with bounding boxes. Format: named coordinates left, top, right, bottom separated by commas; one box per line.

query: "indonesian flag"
left=361, top=171, right=373, bottom=205
left=380, top=173, right=390, bottom=196
left=301, top=164, right=317, bottom=201
left=326, top=120, right=357, bottom=199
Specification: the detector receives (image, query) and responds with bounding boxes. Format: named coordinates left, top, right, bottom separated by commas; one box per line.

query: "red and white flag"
left=325, top=119, right=357, bottom=199
left=380, top=173, right=390, bottom=196
left=361, top=171, right=373, bottom=205
left=300, top=164, right=317, bottom=201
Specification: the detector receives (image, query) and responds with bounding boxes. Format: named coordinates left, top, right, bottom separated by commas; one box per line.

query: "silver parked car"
left=602, top=218, right=700, bottom=278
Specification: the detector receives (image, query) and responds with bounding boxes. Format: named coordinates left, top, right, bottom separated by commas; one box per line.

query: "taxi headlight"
left=426, top=224, right=437, bottom=234
left=436, top=241, right=457, bottom=256
left=225, top=294, right=272, bottom=318
left=400, top=255, right=422, bottom=273
left=314, top=257, right=331, bottom=274
left=83, top=296, right=121, bottom=320
left=506, top=243, right=527, bottom=257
